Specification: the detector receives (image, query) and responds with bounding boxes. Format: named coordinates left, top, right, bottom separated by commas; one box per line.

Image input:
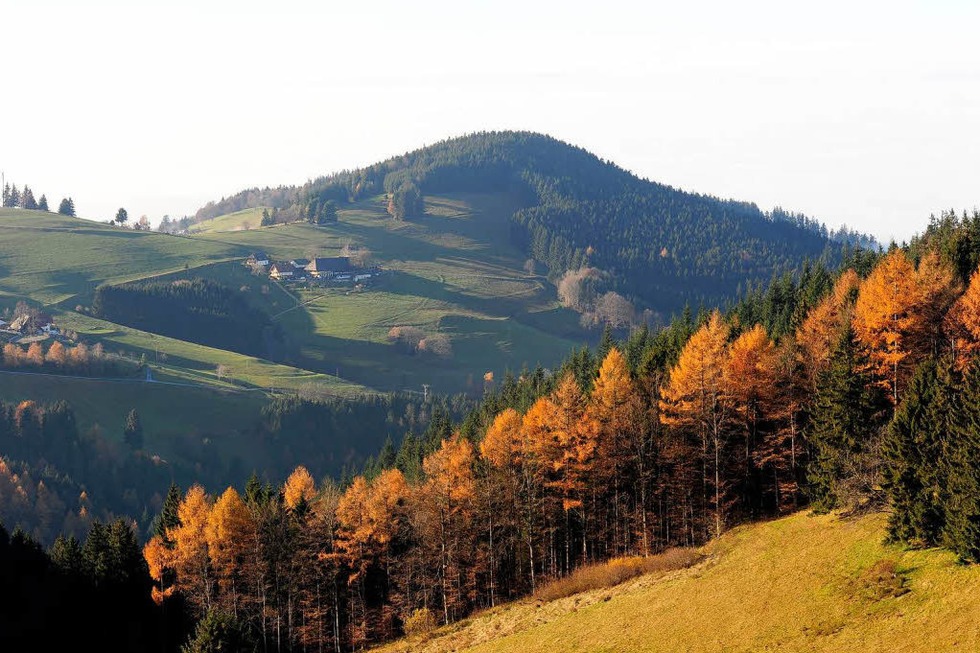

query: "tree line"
left=2, top=182, right=76, bottom=216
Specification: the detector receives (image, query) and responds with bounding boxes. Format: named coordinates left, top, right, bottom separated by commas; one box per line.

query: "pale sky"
left=2, top=0, right=978, bottom=243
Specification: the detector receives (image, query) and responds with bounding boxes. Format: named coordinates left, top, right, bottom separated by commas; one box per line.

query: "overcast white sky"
left=2, top=0, right=978, bottom=242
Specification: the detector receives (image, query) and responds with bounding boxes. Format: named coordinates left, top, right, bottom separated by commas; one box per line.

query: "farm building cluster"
left=0, top=308, right=60, bottom=343
left=247, top=252, right=380, bottom=285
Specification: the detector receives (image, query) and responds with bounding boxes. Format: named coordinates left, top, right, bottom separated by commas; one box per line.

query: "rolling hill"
left=376, top=511, right=980, bottom=653
left=197, top=131, right=859, bottom=314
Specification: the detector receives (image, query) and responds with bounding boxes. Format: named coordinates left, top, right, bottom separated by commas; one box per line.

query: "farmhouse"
left=306, top=256, right=352, bottom=279
left=290, top=258, right=310, bottom=270
left=248, top=251, right=270, bottom=267
left=269, top=262, right=295, bottom=280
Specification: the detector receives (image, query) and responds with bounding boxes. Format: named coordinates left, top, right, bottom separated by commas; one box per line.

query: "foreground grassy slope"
left=194, top=193, right=587, bottom=392
left=0, top=209, right=242, bottom=306
left=378, top=512, right=980, bottom=653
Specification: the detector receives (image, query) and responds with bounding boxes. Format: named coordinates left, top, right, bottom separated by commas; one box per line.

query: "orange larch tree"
left=205, top=486, right=254, bottom=619
left=283, top=465, right=317, bottom=510
left=171, top=484, right=215, bottom=614
left=724, top=324, right=780, bottom=518
left=587, top=347, right=643, bottom=555
left=945, top=264, right=980, bottom=367
left=796, top=269, right=861, bottom=388
left=419, top=434, right=477, bottom=625
left=660, top=310, right=731, bottom=538
left=478, top=407, right=524, bottom=603
left=853, top=250, right=959, bottom=403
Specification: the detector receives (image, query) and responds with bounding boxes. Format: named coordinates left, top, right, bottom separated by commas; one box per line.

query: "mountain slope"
left=377, top=511, right=980, bottom=653
left=198, top=131, right=854, bottom=313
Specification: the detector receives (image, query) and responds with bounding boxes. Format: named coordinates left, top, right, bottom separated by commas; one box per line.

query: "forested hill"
left=194, top=131, right=875, bottom=312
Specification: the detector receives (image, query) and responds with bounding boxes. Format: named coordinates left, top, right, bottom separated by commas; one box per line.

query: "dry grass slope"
left=375, top=511, right=980, bottom=653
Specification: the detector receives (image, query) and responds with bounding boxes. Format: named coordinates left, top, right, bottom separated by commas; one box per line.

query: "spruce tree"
left=50, top=534, right=85, bottom=576
left=58, top=197, right=75, bottom=216
left=806, top=326, right=879, bottom=511
left=155, top=482, right=183, bottom=542
left=942, top=357, right=980, bottom=561
left=37, top=194, right=48, bottom=212
left=20, top=186, right=37, bottom=210
left=883, top=358, right=948, bottom=545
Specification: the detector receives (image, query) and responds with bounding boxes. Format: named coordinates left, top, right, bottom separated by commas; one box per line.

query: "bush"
left=858, top=558, right=908, bottom=601
left=418, top=333, right=453, bottom=359
left=403, top=607, right=438, bottom=636
left=534, top=548, right=702, bottom=603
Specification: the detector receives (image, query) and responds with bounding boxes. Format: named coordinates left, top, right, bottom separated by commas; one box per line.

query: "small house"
left=306, top=256, right=352, bottom=279
left=248, top=251, right=270, bottom=267
left=269, top=262, right=295, bottom=280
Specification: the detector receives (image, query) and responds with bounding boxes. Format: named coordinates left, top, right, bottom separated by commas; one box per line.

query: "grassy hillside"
left=0, top=208, right=242, bottom=306
left=193, top=193, right=586, bottom=392
left=377, top=511, right=980, bottom=653
left=0, top=208, right=374, bottom=397
left=189, top=206, right=269, bottom=233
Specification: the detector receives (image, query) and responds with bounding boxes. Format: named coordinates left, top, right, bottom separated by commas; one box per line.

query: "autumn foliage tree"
left=853, top=251, right=959, bottom=403
left=660, top=310, right=731, bottom=538
left=945, top=264, right=980, bottom=367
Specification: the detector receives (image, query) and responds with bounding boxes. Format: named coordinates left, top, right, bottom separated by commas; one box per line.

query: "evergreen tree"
left=7, top=184, right=20, bottom=208
left=883, top=358, right=954, bottom=545
left=155, top=482, right=183, bottom=542
left=37, top=194, right=48, bottom=212
left=1, top=183, right=9, bottom=207
left=806, top=326, right=880, bottom=511
left=942, top=358, right=980, bottom=561
left=123, top=408, right=143, bottom=450
left=181, top=610, right=258, bottom=653
left=20, top=186, right=37, bottom=210
left=58, top=197, right=76, bottom=216
left=50, top=534, right=85, bottom=576
left=115, top=207, right=129, bottom=225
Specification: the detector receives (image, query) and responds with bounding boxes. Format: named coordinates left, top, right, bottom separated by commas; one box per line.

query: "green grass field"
left=377, top=511, right=980, bottom=653
left=0, top=209, right=243, bottom=306
left=189, top=207, right=270, bottom=233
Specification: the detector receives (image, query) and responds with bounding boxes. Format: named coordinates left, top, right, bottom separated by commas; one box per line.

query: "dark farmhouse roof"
left=291, top=258, right=310, bottom=268
left=250, top=251, right=269, bottom=261
left=306, top=257, right=352, bottom=273
left=269, top=262, right=294, bottom=274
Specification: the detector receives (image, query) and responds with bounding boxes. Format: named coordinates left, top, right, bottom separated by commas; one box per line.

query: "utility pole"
left=422, top=383, right=430, bottom=402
